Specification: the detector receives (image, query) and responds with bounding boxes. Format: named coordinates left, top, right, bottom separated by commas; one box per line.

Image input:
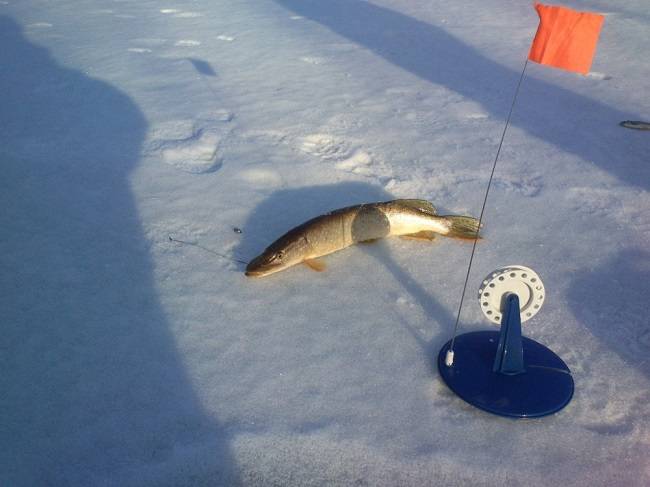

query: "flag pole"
left=445, top=4, right=606, bottom=365
left=445, top=59, right=530, bottom=367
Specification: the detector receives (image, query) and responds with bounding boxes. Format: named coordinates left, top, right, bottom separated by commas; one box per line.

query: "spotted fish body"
left=245, top=199, right=480, bottom=277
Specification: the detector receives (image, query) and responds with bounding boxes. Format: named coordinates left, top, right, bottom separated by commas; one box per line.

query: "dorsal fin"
left=392, top=199, right=438, bottom=215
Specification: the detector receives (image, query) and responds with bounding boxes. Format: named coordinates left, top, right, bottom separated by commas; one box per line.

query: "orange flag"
left=528, top=2, right=605, bottom=75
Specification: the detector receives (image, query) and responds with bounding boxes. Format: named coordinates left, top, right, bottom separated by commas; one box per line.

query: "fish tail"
left=442, top=215, right=482, bottom=240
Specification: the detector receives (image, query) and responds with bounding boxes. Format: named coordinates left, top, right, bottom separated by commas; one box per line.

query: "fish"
left=245, top=199, right=481, bottom=277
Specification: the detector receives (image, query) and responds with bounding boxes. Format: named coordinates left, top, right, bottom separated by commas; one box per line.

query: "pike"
left=245, top=199, right=481, bottom=277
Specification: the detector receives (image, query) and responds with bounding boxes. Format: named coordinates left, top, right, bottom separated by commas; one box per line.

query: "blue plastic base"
left=438, top=331, right=574, bottom=418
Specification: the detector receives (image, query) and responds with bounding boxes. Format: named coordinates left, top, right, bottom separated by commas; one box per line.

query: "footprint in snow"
left=493, top=175, right=544, bottom=197
left=237, top=167, right=284, bottom=189
left=158, top=129, right=224, bottom=174
left=160, top=8, right=203, bottom=18
left=300, top=134, right=351, bottom=160
left=299, top=134, right=377, bottom=176
left=334, top=151, right=374, bottom=175
left=448, top=100, right=489, bottom=121
left=300, top=56, right=326, bottom=65
left=147, top=114, right=233, bottom=174
left=175, top=12, right=203, bottom=18
left=175, top=40, right=202, bottom=47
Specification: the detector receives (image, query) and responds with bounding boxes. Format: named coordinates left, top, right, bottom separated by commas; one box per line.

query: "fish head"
left=245, top=233, right=309, bottom=277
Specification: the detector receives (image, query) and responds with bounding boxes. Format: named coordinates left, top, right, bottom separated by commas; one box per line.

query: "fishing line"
left=168, top=235, right=249, bottom=265
left=446, top=59, right=529, bottom=365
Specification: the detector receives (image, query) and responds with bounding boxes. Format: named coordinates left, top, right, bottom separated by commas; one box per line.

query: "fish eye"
left=268, top=251, right=284, bottom=263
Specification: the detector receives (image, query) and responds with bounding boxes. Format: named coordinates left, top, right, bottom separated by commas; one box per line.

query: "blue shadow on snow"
left=568, top=249, right=650, bottom=382
left=274, top=0, right=648, bottom=190
left=238, top=182, right=478, bottom=374
left=0, top=16, right=238, bottom=486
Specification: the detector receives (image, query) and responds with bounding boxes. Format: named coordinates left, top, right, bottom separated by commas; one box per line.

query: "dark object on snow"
left=187, top=58, right=217, bottom=77
left=620, top=120, right=650, bottom=130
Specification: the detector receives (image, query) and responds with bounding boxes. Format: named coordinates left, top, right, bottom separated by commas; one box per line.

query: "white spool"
left=478, top=265, right=545, bottom=324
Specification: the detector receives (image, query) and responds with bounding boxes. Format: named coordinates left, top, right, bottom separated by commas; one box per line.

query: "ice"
left=1, top=0, right=649, bottom=485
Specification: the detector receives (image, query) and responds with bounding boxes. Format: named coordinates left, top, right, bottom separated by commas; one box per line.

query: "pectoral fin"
left=400, top=231, right=438, bottom=241
left=304, top=258, right=326, bottom=272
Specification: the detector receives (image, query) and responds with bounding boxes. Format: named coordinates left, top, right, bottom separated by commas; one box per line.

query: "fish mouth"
left=245, top=258, right=281, bottom=277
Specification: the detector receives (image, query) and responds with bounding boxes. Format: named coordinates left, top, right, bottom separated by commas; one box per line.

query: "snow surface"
left=1, top=0, right=649, bottom=485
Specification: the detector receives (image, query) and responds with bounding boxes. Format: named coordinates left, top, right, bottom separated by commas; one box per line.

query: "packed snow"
left=1, top=0, right=649, bottom=485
